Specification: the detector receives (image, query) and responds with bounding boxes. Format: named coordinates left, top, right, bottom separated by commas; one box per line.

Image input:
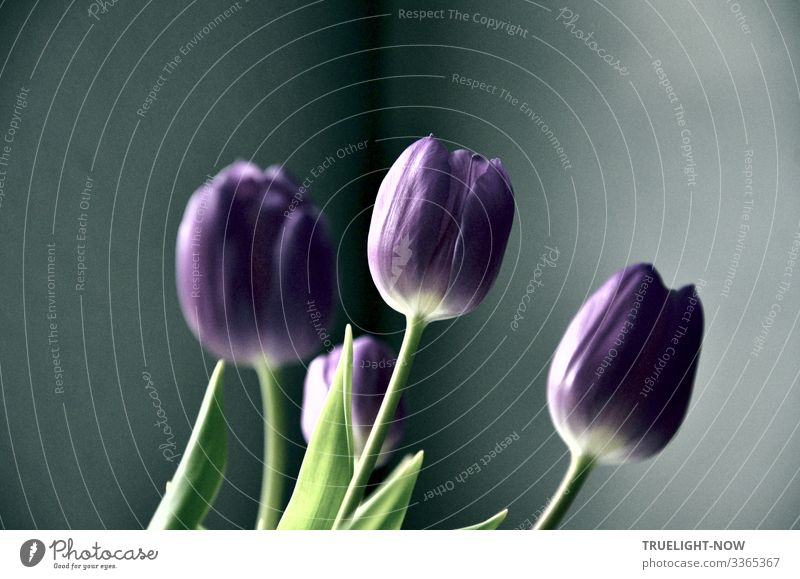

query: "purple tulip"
left=176, top=160, right=335, bottom=366
left=302, top=336, right=405, bottom=463
left=548, top=264, right=703, bottom=464
left=368, top=135, right=515, bottom=322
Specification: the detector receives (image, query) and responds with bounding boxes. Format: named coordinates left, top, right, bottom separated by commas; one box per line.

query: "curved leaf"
left=148, top=361, right=227, bottom=530
left=345, top=450, right=424, bottom=530
left=278, top=326, right=354, bottom=529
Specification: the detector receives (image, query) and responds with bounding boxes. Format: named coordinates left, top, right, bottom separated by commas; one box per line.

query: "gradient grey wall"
left=0, top=0, right=798, bottom=530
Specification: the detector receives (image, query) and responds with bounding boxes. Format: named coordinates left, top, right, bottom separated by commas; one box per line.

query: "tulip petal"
left=628, top=284, right=702, bottom=460
left=368, top=136, right=453, bottom=316
left=262, top=206, right=335, bottom=365
left=439, top=157, right=514, bottom=319
left=176, top=161, right=271, bottom=362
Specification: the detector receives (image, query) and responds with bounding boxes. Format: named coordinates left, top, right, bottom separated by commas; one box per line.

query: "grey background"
left=0, top=0, right=798, bottom=530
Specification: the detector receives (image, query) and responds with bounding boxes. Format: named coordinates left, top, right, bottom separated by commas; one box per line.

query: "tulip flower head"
left=548, top=264, right=703, bottom=464
left=368, top=136, right=515, bottom=323
left=302, top=336, right=405, bottom=464
left=176, top=161, right=335, bottom=366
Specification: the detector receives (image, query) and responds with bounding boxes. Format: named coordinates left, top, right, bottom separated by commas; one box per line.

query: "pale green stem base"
left=255, top=363, right=289, bottom=530
left=333, top=315, right=426, bottom=528
left=533, top=452, right=595, bottom=530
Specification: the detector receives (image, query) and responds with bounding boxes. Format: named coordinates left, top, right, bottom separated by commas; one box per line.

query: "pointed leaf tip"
left=459, top=508, right=508, bottom=530
left=278, top=330, right=355, bottom=529
left=148, top=360, right=227, bottom=530
left=345, top=450, right=424, bottom=530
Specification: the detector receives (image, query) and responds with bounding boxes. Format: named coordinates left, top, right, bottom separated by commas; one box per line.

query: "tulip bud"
left=176, top=161, right=335, bottom=366
left=302, top=336, right=405, bottom=464
left=368, top=135, right=515, bottom=322
left=548, top=264, right=703, bottom=464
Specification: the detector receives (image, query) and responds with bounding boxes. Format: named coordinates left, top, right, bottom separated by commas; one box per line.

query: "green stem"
left=255, top=363, right=289, bottom=530
left=533, top=452, right=595, bottom=530
left=333, top=315, right=426, bottom=528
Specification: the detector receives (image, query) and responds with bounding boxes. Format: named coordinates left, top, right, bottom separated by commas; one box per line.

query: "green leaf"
left=459, top=509, right=508, bottom=530
left=278, top=326, right=355, bottom=529
left=345, top=450, right=424, bottom=530
left=148, top=361, right=227, bottom=530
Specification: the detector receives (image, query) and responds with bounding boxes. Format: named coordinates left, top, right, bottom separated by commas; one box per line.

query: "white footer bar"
left=1, top=530, right=797, bottom=578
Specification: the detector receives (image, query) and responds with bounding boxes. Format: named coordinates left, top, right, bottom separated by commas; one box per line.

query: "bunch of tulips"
left=148, top=135, right=704, bottom=530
